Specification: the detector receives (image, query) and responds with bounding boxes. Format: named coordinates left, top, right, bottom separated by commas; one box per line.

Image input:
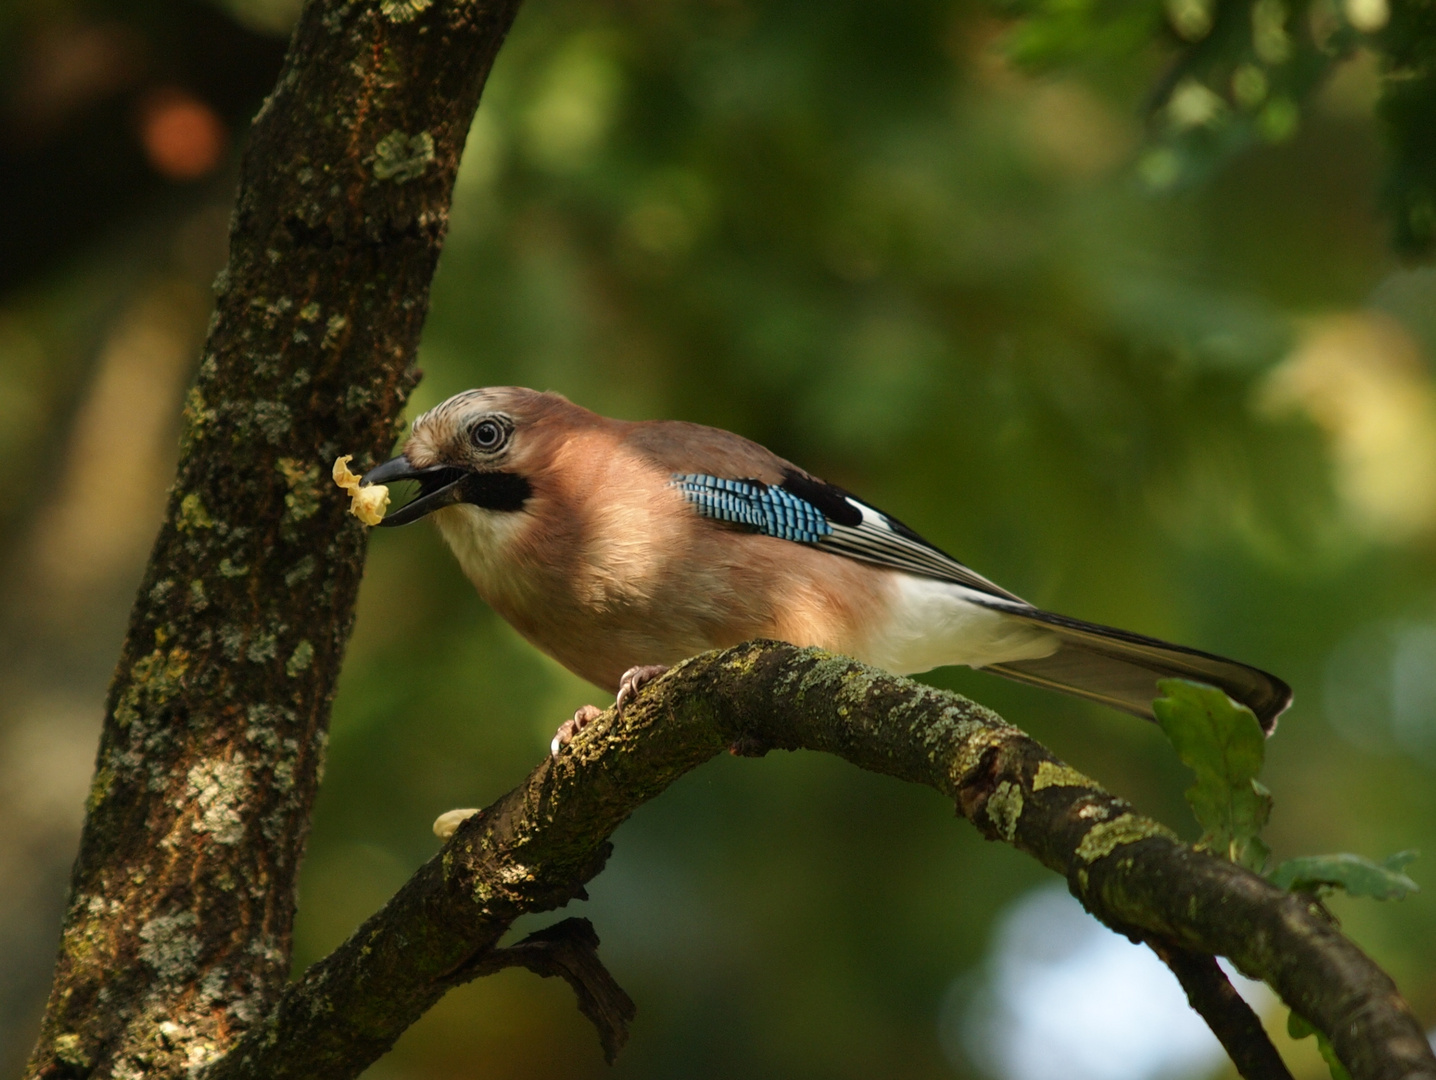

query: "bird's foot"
left=616, top=664, right=670, bottom=712
left=548, top=666, right=670, bottom=757
left=551, top=704, right=604, bottom=758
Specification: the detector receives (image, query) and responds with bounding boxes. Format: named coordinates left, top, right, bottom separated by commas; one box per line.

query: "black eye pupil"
left=473, top=420, right=502, bottom=448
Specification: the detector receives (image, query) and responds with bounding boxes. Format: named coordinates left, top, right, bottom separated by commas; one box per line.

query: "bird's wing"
left=628, top=422, right=1290, bottom=733
left=786, top=473, right=1026, bottom=603
left=666, top=469, right=1293, bottom=731
left=625, top=419, right=1024, bottom=602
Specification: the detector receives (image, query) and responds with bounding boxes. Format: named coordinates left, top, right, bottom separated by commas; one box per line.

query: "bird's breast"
left=429, top=456, right=745, bottom=689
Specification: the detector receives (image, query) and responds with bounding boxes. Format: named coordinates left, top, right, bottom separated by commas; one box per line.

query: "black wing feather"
left=776, top=469, right=1026, bottom=602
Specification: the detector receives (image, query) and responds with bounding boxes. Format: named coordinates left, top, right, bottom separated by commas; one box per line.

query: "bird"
left=360, top=387, right=1291, bottom=753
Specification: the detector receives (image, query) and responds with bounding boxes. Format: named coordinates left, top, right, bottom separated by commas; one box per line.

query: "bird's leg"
left=550, top=704, right=604, bottom=758
left=615, top=664, right=670, bottom=712
left=549, top=666, right=670, bottom=757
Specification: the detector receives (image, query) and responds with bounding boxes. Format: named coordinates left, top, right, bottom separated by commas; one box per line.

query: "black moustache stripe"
left=461, top=471, right=532, bottom=512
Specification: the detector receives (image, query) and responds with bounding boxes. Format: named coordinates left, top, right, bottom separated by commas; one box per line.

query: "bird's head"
left=361, top=387, right=576, bottom=526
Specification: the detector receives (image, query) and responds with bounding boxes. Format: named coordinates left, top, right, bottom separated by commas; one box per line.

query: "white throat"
left=431, top=503, right=532, bottom=600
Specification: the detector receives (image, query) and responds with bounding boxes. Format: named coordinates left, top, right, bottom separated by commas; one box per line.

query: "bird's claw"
left=549, top=665, right=669, bottom=757
left=551, top=704, right=603, bottom=757
left=615, top=664, right=669, bottom=712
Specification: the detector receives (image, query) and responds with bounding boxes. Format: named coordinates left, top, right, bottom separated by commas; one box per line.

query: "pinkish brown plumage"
left=361, top=387, right=1291, bottom=751
left=402, top=389, right=895, bottom=692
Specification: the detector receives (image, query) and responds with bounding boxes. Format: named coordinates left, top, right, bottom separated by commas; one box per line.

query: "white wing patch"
left=817, top=498, right=1026, bottom=603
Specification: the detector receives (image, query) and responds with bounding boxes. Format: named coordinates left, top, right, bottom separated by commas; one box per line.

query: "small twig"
left=1149, top=942, right=1295, bottom=1080
left=466, top=919, right=635, bottom=1064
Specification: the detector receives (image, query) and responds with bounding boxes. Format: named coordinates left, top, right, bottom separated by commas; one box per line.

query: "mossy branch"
left=199, top=643, right=1436, bottom=1080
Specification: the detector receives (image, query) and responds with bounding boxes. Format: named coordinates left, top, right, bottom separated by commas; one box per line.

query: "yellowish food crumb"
left=433, top=808, right=481, bottom=840
left=332, top=455, right=390, bottom=526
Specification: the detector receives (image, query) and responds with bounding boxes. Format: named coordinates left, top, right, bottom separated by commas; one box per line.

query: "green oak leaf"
left=1268, top=851, right=1419, bottom=900
left=1288, top=1011, right=1354, bottom=1080
left=1153, top=679, right=1272, bottom=872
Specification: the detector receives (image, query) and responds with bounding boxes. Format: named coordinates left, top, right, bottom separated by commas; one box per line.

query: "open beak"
left=361, top=456, right=470, bottom=527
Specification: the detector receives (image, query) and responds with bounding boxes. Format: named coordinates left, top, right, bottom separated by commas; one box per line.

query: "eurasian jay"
left=361, top=387, right=1290, bottom=753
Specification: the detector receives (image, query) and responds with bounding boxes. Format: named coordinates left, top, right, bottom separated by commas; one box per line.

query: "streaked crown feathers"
left=404, top=387, right=577, bottom=468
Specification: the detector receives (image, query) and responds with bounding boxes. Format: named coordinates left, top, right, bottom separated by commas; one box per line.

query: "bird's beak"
left=361, top=455, right=470, bottom=527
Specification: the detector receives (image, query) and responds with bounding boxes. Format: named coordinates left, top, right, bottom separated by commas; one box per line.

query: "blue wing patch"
left=672, top=474, right=832, bottom=544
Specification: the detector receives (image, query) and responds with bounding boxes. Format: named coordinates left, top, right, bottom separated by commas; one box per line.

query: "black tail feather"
left=982, top=607, right=1291, bottom=734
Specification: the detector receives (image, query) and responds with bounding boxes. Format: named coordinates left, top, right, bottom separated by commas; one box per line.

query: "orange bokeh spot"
left=138, top=87, right=226, bottom=181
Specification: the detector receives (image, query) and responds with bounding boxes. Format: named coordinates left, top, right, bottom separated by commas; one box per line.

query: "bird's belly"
left=534, top=613, right=737, bottom=693
left=508, top=565, right=1057, bottom=690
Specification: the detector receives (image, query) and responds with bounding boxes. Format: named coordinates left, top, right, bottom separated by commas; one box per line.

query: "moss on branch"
left=201, top=642, right=1436, bottom=1080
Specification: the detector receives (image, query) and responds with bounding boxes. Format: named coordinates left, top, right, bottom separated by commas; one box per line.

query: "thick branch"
left=23, top=0, right=522, bottom=1076
left=201, top=642, right=1436, bottom=1080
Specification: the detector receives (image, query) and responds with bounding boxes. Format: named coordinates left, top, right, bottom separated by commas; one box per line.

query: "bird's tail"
left=981, top=606, right=1291, bottom=734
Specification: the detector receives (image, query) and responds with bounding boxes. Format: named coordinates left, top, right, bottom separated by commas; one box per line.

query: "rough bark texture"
left=23, top=0, right=523, bottom=1076
left=199, top=643, right=1436, bottom=1080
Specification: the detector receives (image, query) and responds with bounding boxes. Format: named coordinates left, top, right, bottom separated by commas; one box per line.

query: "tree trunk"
left=24, top=0, right=522, bottom=1075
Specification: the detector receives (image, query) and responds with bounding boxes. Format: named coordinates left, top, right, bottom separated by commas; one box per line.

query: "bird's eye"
left=469, top=418, right=506, bottom=451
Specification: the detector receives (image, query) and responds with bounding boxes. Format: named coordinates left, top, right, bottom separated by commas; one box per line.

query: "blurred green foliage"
left=2, top=0, right=1436, bottom=1076
left=1008, top=0, right=1436, bottom=254
left=1376, top=0, right=1436, bottom=253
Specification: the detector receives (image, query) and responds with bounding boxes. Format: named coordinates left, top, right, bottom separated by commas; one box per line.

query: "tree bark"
left=23, top=0, right=522, bottom=1076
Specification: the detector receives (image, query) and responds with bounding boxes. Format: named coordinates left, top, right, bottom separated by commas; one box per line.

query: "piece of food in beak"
left=332, top=455, right=390, bottom=526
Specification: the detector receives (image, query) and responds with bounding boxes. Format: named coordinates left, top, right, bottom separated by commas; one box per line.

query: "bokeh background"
left=2, top=0, right=1435, bottom=1077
